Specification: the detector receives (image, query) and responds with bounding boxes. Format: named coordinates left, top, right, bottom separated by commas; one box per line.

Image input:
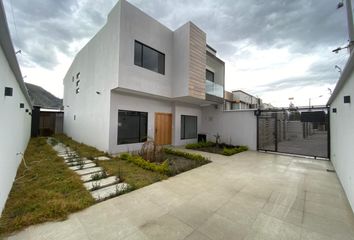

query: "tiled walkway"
left=7, top=151, right=354, bottom=240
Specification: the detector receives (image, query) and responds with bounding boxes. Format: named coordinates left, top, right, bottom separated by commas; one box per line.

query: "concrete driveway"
left=7, top=150, right=354, bottom=240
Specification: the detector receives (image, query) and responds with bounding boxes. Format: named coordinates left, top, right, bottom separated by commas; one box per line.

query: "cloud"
left=4, top=0, right=116, bottom=69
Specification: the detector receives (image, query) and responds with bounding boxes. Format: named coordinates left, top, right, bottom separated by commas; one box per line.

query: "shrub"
left=120, top=153, right=169, bottom=175
left=164, top=148, right=210, bottom=163
left=222, top=146, right=248, bottom=156
left=185, top=141, right=215, bottom=149
left=139, top=140, right=165, bottom=163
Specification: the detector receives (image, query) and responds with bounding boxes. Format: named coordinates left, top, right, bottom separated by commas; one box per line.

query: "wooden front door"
left=155, top=113, right=172, bottom=145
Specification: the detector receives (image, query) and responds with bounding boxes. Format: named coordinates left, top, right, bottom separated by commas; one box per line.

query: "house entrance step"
left=83, top=176, right=119, bottom=191
left=90, top=183, right=129, bottom=201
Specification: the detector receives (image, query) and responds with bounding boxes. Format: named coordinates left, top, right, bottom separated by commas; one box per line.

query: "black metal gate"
left=257, top=107, right=329, bottom=159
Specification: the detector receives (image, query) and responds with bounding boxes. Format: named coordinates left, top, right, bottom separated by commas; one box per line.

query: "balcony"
left=205, top=80, right=224, bottom=98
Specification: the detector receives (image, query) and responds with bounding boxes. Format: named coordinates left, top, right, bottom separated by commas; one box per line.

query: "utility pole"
left=345, top=0, right=354, bottom=53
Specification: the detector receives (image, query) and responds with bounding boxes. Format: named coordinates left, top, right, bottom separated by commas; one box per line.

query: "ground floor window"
left=181, top=115, right=197, bottom=139
left=118, top=110, right=147, bottom=144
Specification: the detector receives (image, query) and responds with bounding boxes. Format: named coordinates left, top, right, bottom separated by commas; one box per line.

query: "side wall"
left=330, top=71, right=354, bottom=211
left=0, top=46, right=31, bottom=214
left=201, top=106, right=257, bottom=150
left=63, top=1, right=121, bottom=151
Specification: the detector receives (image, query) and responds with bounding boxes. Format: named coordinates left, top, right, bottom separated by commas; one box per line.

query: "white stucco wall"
left=109, top=92, right=172, bottom=153
left=0, top=46, right=31, bottom=214
left=201, top=106, right=257, bottom=150
left=63, top=1, right=121, bottom=151
left=118, top=0, right=174, bottom=98
left=108, top=92, right=202, bottom=153
left=172, top=102, right=202, bottom=146
left=330, top=70, right=354, bottom=211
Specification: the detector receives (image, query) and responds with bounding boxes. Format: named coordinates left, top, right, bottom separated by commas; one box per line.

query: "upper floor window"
left=206, top=69, right=214, bottom=82
left=134, top=40, right=165, bottom=75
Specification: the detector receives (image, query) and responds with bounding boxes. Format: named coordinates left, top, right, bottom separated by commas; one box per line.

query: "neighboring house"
left=224, top=90, right=267, bottom=110
left=25, top=83, right=63, bottom=136
left=0, top=0, right=32, bottom=214
left=327, top=52, right=354, bottom=212
left=231, top=90, right=260, bottom=110
left=63, top=0, right=225, bottom=153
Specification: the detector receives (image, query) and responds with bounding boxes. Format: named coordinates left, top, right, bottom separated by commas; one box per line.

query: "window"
left=134, top=40, right=165, bottom=74
left=4, top=87, right=13, bottom=96
left=76, top=80, right=80, bottom=87
left=181, top=115, right=197, bottom=139
left=76, top=88, right=80, bottom=94
left=206, top=69, right=214, bottom=82
left=118, top=110, right=148, bottom=144
left=76, top=72, right=80, bottom=79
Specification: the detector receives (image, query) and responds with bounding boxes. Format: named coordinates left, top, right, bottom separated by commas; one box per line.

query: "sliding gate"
left=257, top=107, right=329, bottom=159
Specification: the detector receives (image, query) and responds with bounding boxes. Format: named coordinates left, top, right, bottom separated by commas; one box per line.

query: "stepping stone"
left=83, top=176, right=119, bottom=191
left=67, top=160, right=93, bottom=166
left=95, top=156, right=111, bottom=161
left=69, top=163, right=96, bottom=171
left=75, top=167, right=103, bottom=176
left=81, top=172, right=105, bottom=182
left=90, top=183, right=129, bottom=201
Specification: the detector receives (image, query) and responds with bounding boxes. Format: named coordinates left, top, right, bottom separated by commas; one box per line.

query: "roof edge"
left=327, top=52, right=354, bottom=105
left=0, top=0, right=32, bottom=108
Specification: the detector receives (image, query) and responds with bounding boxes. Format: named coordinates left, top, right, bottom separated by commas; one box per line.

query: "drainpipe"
left=346, top=0, right=354, bottom=53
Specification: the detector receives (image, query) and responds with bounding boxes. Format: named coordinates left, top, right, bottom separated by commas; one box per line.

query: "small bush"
left=164, top=148, right=210, bottom=163
left=139, top=140, right=165, bottom=163
left=120, top=153, right=169, bottom=175
left=222, top=146, right=248, bottom=156
left=185, top=141, right=215, bottom=149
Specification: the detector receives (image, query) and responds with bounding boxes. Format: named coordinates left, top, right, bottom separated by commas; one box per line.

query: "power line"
left=9, top=0, right=19, bottom=44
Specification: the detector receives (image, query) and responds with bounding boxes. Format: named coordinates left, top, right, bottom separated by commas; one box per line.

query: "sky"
left=3, top=0, right=351, bottom=107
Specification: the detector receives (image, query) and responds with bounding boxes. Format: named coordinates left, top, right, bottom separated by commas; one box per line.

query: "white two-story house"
left=63, top=0, right=225, bottom=153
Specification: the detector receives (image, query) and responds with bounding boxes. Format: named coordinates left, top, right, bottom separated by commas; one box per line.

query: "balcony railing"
left=205, top=80, right=224, bottom=98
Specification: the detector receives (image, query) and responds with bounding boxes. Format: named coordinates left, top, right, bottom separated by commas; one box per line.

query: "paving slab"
left=66, top=160, right=94, bottom=166
left=83, top=176, right=119, bottom=191
left=69, top=163, right=97, bottom=171
left=80, top=172, right=105, bottom=182
left=95, top=156, right=111, bottom=161
left=90, top=183, right=129, bottom=200
left=75, top=167, right=103, bottom=176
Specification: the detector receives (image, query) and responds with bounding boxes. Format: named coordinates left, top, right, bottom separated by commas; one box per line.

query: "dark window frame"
left=118, top=110, right=148, bottom=145
left=206, top=69, right=215, bottom=82
left=181, top=115, right=198, bottom=140
left=134, top=40, right=165, bottom=75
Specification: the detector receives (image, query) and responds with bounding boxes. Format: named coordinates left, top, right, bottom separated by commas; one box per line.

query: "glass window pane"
left=134, top=41, right=142, bottom=66
left=118, top=110, right=148, bottom=144
left=206, top=70, right=214, bottom=82
left=181, top=115, right=197, bottom=139
left=142, top=46, right=159, bottom=72
left=181, top=115, right=185, bottom=139
left=158, top=53, right=165, bottom=74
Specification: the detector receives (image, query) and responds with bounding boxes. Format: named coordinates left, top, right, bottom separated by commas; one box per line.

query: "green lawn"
left=0, top=137, right=94, bottom=236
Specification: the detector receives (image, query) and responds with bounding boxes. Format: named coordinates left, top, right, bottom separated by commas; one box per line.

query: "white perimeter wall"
left=201, top=106, right=257, bottom=150
left=330, top=70, right=354, bottom=211
left=0, top=46, right=31, bottom=214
